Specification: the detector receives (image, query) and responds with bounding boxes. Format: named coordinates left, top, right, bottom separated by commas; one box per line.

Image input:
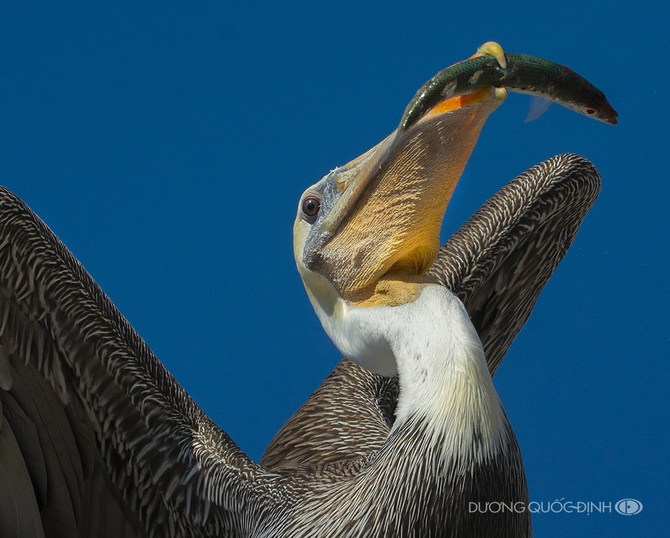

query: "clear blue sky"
left=0, top=2, right=666, bottom=536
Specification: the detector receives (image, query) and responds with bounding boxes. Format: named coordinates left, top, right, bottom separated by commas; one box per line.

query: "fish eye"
left=301, top=195, right=321, bottom=224
left=585, top=108, right=596, bottom=115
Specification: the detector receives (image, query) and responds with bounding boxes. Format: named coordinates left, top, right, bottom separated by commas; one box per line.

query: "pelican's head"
left=294, top=86, right=505, bottom=374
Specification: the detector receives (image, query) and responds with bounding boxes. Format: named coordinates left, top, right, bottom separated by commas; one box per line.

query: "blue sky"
left=0, top=2, right=667, bottom=536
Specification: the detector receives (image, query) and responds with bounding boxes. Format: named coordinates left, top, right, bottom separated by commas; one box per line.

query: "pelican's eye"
left=301, top=195, right=321, bottom=224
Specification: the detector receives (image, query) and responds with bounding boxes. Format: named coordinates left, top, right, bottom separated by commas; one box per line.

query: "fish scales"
left=400, top=51, right=617, bottom=132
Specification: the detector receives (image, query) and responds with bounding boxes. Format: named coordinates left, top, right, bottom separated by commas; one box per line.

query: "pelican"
left=0, top=44, right=604, bottom=537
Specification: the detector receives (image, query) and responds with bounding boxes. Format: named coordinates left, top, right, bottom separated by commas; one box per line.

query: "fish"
left=399, top=47, right=618, bottom=132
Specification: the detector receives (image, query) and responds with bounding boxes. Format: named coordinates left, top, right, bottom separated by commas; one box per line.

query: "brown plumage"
left=0, top=153, right=599, bottom=537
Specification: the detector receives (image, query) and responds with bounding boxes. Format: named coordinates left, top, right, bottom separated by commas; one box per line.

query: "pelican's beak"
left=295, top=85, right=506, bottom=306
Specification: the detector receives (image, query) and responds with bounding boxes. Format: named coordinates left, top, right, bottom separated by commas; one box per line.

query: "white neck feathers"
left=389, top=286, right=508, bottom=462
left=322, top=283, right=509, bottom=462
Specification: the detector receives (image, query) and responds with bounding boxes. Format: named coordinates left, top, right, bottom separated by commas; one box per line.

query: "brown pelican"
left=0, top=45, right=604, bottom=536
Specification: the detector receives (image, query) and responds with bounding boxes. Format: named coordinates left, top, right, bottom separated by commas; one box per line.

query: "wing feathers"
left=0, top=411, right=46, bottom=538
left=0, top=187, right=277, bottom=537
left=431, top=153, right=601, bottom=373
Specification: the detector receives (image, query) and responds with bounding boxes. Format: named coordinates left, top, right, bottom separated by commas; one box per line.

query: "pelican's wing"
left=429, top=153, right=601, bottom=374
left=261, top=153, right=600, bottom=470
left=0, top=187, right=280, bottom=537
left=260, top=359, right=398, bottom=471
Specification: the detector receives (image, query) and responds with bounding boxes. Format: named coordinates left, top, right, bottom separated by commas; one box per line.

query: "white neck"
left=388, top=286, right=508, bottom=462
left=322, top=283, right=509, bottom=463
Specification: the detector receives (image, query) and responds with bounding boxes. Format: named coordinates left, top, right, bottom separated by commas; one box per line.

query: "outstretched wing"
left=0, top=187, right=280, bottom=537
left=431, top=153, right=601, bottom=373
left=261, top=153, right=601, bottom=470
